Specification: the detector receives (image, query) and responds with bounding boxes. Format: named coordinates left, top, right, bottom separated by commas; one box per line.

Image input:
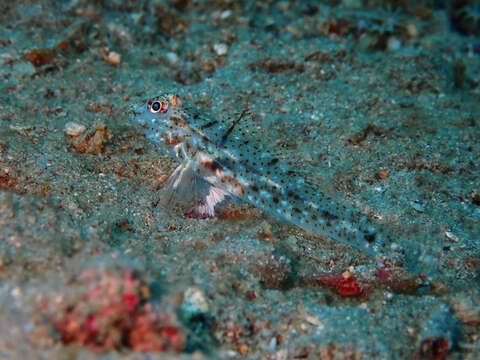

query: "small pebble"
left=269, top=337, right=277, bottom=351
left=445, top=231, right=458, bottom=242
left=213, top=43, right=228, bottom=56
left=220, top=10, right=232, bottom=20
left=238, top=343, right=248, bottom=356
left=377, top=170, right=390, bottom=180
left=390, top=242, right=401, bottom=251
left=387, top=36, right=401, bottom=51
left=406, top=23, right=418, bottom=38
left=181, top=287, right=209, bottom=315
left=11, top=287, right=21, bottom=298
left=410, top=201, right=424, bottom=213
left=104, top=51, right=121, bottom=66
left=64, top=122, right=86, bottom=137
left=165, top=51, right=179, bottom=65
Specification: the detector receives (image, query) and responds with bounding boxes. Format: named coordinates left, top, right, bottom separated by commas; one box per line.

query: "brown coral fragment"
left=251, top=253, right=293, bottom=290
left=24, top=48, right=58, bottom=67
left=68, top=123, right=112, bottom=155
left=0, top=169, right=17, bottom=189
left=376, top=170, right=390, bottom=180
left=347, top=123, right=388, bottom=145
left=414, top=337, right=449, bottom=360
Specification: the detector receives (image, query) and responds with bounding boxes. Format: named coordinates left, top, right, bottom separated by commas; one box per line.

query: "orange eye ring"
left=148, top=100, right=168, bottom=113
left=168, top=95, right=182, bottom=107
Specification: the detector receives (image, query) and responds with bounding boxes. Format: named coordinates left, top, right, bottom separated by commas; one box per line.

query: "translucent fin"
left=160, top=159, right=229, bottom=219
left=184, top=185, right=229, bottom=219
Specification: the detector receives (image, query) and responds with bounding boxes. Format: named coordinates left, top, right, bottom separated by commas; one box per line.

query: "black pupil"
left=152, top=102, right=160, bottom=111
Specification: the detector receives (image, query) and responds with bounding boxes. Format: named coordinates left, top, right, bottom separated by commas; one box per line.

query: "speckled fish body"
left=130, top=94, right=386, bottom=256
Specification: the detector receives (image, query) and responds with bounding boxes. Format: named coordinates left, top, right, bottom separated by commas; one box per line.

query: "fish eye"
left=148, top=100, right=168, bottom=113
left=151, top=101, right=161, bottom=112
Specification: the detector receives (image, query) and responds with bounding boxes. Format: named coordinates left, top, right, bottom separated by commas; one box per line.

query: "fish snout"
left=127, top=103, right=145, bottom=123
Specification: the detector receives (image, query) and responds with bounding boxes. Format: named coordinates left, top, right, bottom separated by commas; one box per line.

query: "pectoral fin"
left=160, top=159, right=229, bottom=219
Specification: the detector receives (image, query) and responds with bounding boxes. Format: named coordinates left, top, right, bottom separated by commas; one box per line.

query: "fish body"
left=130, top=94, right=387, bottom=256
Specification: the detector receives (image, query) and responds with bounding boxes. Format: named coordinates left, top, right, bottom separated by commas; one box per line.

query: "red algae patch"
left=316, top=271, right=367, bottom=298
left=42, top=266, right=185, bottom=352
left=314, top=263, right=424, bottom=298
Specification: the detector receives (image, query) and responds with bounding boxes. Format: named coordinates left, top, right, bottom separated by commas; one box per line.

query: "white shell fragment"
left=213, top=43, right=228, bottom=56
left=64, top=122, right=86, bottom=137
left=181, top=287, right=209, bottom=314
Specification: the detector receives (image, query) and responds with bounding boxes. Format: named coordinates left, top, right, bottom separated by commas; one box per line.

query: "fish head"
left=129, top=94, right=186, bottom=145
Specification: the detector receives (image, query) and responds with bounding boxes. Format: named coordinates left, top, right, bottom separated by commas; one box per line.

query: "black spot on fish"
left=268, top=158, right=279, bottom=166
left=364, top=231, right=376, bottom=243
left=287, top=191, right=302, bottom=201
left=320, top=210, right=338, bottom=220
